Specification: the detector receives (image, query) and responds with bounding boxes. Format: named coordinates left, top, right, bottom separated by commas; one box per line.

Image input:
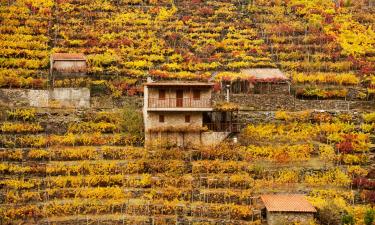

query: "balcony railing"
left=148, top=98, right=212, bottom=108
left=203, top=123, right=243, bottom=133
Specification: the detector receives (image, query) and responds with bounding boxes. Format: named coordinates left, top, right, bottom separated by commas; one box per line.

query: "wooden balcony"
left=203, top=123, right=244, bottom=133
left=148, top=98, right=212, bottom=110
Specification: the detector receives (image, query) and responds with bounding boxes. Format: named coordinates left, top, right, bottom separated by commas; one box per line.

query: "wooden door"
left=176, top=90, right=183, bottom=107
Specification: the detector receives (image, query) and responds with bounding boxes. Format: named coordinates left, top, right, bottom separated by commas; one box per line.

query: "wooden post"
left=190, top=88, right=192, bottom=107
left=230, top=111, right=232, bottom=132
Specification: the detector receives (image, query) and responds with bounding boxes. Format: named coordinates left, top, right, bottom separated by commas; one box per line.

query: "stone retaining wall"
left=91, top=96, right=143, bottom=109
left=201, top=131, right=231, bottom=146
left=1, top=89, right=373, bottom=111
left=267, top=212, right=315, bottom=225
left=0, top=88, right=90, bottom=108
left=214, top=94, right=374, bottom=111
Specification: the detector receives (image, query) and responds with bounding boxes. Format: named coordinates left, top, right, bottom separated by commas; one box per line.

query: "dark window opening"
left=159, top=115, right=165, bottom=123
left=176, top=90, right=183, bottom=107
left=193, top=90, right=200, bottom=100
left=159, top=89, right=166, bottom=99
left=185, top=115, right=191, bottom=123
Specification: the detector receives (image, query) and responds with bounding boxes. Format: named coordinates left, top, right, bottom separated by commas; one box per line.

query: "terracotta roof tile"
left=241, top=68, right=289, bottom=81
left=261, top=194, right=317, bottom=213
left=145, top=82, right=214, bottom=87
left=51, top=53, right=86, bottom=60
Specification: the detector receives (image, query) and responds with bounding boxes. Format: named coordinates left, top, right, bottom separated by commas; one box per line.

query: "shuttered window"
left=193, top=90, right=200, bottom=100
left=185, top=115, right=191, bottom=123
left=159, top=89, right=166, bottom=99
left=159, top=115, right=165, bottom=123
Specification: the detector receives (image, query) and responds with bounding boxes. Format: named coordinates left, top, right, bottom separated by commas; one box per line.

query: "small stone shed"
left=261, top=194, right=317, bottom=225
left=50, top=53, right=87, bottom=83
left=223, top=68, right=290, bottom=94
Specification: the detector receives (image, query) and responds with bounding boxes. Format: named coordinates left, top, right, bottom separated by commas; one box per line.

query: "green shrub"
left=342, top=213, right=355, bottom=225
left=364, top=209, right=375, bottom=225
left=121, top=103, right=144, bottom=139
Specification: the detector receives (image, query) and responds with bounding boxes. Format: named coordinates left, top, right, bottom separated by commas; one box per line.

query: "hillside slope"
left=0, top=0, right=374, bottom=95
left=0, top=108, right=374, bottom=224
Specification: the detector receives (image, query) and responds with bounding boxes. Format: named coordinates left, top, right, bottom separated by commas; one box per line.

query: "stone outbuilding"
left=221, top=68, right=290, bottom=94
left=50, top=53, right=87, bottom=85
left=261, top=194, right=317, bottom=225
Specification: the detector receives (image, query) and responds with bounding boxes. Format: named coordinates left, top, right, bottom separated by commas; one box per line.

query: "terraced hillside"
left=0, top=0, right=374, bottom=97
left=0, top=107, right=374, bottom=224
left=0, top=0, right=375, bottom=224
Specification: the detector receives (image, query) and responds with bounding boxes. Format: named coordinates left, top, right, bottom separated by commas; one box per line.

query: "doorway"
left=176, top=90, right=183, bottom=107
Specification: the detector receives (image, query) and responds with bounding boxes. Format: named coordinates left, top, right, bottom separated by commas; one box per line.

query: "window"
left=185, top=115, right=191, bottom=123
left=159, top=115, right=165, bottom=123
left=159, top=89, right=166, bottom=100
left=193, top=90, right=200, bottom=100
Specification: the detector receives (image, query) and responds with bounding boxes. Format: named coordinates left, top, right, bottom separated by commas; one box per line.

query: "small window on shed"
left=193, top=90, right=200, bottom=100
left=185, top=115, right=191, bottom=123
left=159, top=115, right=165, bottom=123
left=159, top=89, right=166, bottom=100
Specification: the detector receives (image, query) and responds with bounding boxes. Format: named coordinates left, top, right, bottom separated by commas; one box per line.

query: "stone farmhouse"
left=143, top=80, right=240, bottom=147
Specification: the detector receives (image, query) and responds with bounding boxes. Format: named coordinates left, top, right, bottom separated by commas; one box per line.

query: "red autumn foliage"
left=84, top=39, right=99, bottom=47
left=31, top=78, right=45, bottom=89
left=361, top=190, right=375, bottom=203
left=324, top=14, right=334, bottom=24
left=359, top=61, right=375, bottom=75
left=199, top=7, right=214, bottom=16
left=353, top=177, right=375, bottom=190
left=149, top=6, right=160, bottom=14
left=368, top=169, right=375, bottom=179
left=312, top=112, right=332, bottom=123
left=112, top=80, right=130, bottom=92
left=290, top=4, right=305, bottom=12
left=181, top=16, right=191, bottom=22
left=56, top=0, right=69, bottom=3
left=25, top=3, right=38, bottom=14
left=336, top=141, right=353, bottom=154
left=126, top=87, right=138, bottom=96
left=213, top=82, right=221, bottom=92
left=6, top=76, right=22, bottom=88
left=330, top=51, right=341, bottom=61
left=201, top=44, right=216, bottom=55
left=273, top=23, right=294, bottom=34
left=309, top=8, right=323, bottom=15
left=149, top=69, right=169, bottom=78
left=165, top=33, right=180, bottom=41
left=106, top=39, right=133, bottom=48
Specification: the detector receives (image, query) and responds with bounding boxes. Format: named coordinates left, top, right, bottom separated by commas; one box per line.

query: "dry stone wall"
left=201, top=131, right=231, bottom=146
left=0, top=89, right=372, bottom=112
left=267, top=212, right=315, bottom=225
left=0, top=88, right=90, bottom=108
left=214, top=94, right=374, bottom=111
left=91, top=96, right=143, bottom=109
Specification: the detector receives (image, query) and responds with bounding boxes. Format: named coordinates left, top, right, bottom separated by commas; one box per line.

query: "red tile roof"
left=51, top=53, right=86, bottom=61
left=145, top=82, right=214, bottom=87
left=241, top=68, right=289, bottom=81
left=261, top=194, right=317, bottom=213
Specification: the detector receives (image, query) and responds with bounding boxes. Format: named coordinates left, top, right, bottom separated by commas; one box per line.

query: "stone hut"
left=222, top=68, right=290, bottom=94
left=50, top=53, right=87, bottom=85
left=241, top=68, right=290, bottom=94
left=143, top=80, right=240, bottom=147
left=261, top=194, right=317, bottom=225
